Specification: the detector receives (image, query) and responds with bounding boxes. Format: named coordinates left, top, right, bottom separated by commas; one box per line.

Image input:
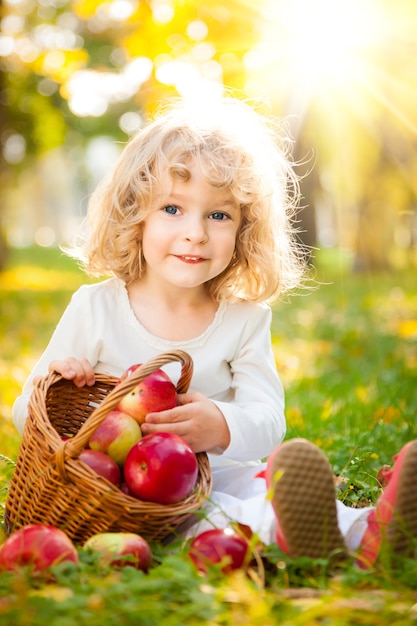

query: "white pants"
left=182, top=463, right=372, bottom=550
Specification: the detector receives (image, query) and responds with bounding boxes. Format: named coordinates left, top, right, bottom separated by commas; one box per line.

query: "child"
left=12, top=97, right=417, bottom=567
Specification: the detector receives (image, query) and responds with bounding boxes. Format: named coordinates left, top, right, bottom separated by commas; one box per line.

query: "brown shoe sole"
left=386, top=440, right=417, bottom=556
left=270, top=439, right=346, bottom=560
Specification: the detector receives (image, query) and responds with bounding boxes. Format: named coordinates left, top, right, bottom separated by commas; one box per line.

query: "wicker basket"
left=5, top=350, right=212, bottom=544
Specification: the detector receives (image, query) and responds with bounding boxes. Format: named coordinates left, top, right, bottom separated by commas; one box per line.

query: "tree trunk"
left=0, top=46, right=10, bottom=270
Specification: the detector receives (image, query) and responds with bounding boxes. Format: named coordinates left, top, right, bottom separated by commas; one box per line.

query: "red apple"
left=0, top=524, right=78, bottom=572
left=120, top=482, right=136, bottom=497
left=83, top=532, right=152, bottom=571
left=116, top=366, right=177, bottom=425
left=124, top=432, right=198, bottom=504
left=88, top=410, right=142, bottom=466
left=117, top=363, right=142, bottom=384
left=189, top=528, right=250, bottom=574
left=79, top=449, right=122, bottom=486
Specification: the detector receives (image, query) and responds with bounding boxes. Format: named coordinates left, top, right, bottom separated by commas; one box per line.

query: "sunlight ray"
left=355, top=65, right=417, bottom=137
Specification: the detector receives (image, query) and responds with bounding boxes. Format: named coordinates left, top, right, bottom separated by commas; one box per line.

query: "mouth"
left=175, top=255, right=207, bottom=263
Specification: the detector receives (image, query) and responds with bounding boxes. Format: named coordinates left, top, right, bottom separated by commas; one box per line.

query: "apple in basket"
left=0, top=524, right=78, bottom=572
left=188, top=528, right=250, bottom=574
left=120, top=481, right=136, bottom=497
left=79, top=449, right=122, bottom=486
left=88, top=409, right=142, bottom=466
left=124, top=432, right=198, bottom=504
left=116, top=364, right=177, bottom=424
left=83, top=532, right=152, bottom=571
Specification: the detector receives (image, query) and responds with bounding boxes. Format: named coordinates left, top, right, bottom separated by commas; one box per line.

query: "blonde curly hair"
left=71, top=97, right=306, bottom=303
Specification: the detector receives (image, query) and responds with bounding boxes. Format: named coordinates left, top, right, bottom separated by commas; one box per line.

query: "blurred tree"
left=0, top=0, right=10, bottom=268
left=0, top=0, right=260, bottom=157
left=245, top=0, right=417, bottom=271
left=1, top=0, right=416, bottom=270
left=0, top=0, right=261, bottom=260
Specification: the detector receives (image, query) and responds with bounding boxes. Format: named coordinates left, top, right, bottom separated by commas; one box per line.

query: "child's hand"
left=141, top=391, right=230, bottom=454
left=141, top=392, right=230, bottom=452
left=48, top=358, right=96, bottom=387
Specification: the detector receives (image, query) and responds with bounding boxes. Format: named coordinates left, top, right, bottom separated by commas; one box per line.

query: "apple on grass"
left=124, top=432, right=198, bottom=504
left=79, top=449, right=122, bottom=486
left=116, top=365, right=177, bottom=425
left=88, top=409, right=142, bottom=466
left=0, top=524, right=78, bottom=572
left=188, top=528, right=250, bottom=574
left=83, top=532, right=152, bottom=571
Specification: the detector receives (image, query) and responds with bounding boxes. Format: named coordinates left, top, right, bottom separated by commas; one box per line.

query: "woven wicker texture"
left=270, top=439, right=346, bottom=559
left=5, top=350, right=212, bottom=544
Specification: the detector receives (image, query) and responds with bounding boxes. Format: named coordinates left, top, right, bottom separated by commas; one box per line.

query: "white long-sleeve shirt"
left=13, top=277, right=286, bottom=469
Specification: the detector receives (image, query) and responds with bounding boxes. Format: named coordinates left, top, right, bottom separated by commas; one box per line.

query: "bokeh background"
left=1, top=0, right=416, bottom=272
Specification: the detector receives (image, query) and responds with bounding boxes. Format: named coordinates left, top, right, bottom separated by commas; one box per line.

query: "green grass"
left=0, top=246, right=417, bottom=624
left=272, top=261, right=417, bottom=505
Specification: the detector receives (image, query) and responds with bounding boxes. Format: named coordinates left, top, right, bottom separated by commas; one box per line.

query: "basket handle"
left=55, top=350, right=193, bottom=472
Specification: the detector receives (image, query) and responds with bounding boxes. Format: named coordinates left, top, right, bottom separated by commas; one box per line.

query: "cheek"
left=141, top=225, right=161, bottom=264
left=142, top=218, right=165, bottom=247
left=222, top=228, right=239, bottom=256
left=215, top=234, right=237, bottom=269
left=141, top=219, right=177, bottom=266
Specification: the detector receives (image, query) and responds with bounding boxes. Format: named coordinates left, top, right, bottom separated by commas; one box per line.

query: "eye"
left=210, top=211, right=229, bottom=221
left=162, top=204, right=180, bottom=215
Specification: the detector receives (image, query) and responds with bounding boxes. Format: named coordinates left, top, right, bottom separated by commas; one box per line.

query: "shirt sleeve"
left=210, top=304, right=286, bottom=463
left=12, top=286, right=96, bottom=435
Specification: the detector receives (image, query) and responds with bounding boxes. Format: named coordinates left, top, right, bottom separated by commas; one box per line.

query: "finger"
left=49, top=359, right=77, bottom=378
left=48, top=358, right=95, bottom=387
left=77, top=358, right=96, bottom=386
left=141, top=420, right=188, bottom=440
left=177, top=391, right=202, bottom=405
left=145, top=407, right=183, bottom=424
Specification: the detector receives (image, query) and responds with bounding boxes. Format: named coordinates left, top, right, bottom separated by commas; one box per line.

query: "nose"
left=184, top=215, right=208, bottom=244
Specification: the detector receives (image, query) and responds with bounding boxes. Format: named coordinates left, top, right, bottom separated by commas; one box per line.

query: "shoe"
left=265, top=438, right=346, bottom=560
left=357, top=439, right=417, bottom=568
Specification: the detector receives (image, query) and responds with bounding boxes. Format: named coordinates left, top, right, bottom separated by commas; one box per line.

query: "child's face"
left=141, top=159, right=240, bottom=293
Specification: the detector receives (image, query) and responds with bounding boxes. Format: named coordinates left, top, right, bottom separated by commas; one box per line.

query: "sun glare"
left=245, top=0, right=391, bottom=108
left=243, top=0, right=417, bottom=252
left=276, top=0, right=387, bottom=81
left=241, top=0, right=417, bottom=165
